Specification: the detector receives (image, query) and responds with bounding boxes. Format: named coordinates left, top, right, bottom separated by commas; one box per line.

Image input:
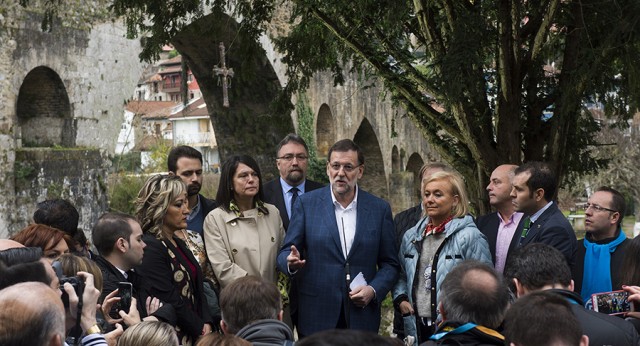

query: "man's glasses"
left=583, top=203, right=617, bottom=213
left=278, top=154, right=308, bottom=162
left=329, top=163, right=361, bottom=173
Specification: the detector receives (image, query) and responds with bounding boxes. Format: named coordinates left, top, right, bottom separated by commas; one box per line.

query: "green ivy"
left=296, top=93, right=328, bottom=184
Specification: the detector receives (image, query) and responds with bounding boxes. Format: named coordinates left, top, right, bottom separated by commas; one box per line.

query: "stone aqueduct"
left=0, top=4, right=434, bottom=238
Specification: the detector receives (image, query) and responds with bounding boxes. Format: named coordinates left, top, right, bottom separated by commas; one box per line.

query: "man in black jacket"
left=92, top=212, right=175, bottom=329
left=476, top=164, right=523, bottom=273
left=421, top=261, right=508, bottom=346
left=510, top=161, right=577, bottom=268
left=506, top=243, right=640, bottom=346
left=168, top=145, right=218, bottom=235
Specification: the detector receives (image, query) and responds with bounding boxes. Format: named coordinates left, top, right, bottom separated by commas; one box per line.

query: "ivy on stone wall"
left=296, top=93, right=328, bottom=184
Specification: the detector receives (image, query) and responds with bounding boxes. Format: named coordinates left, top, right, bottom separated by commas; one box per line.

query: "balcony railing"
left=174, top=132, right=216, bottom=146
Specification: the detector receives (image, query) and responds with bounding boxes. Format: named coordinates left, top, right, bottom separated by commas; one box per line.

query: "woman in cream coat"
left=204, top=155, right=284, bottom=288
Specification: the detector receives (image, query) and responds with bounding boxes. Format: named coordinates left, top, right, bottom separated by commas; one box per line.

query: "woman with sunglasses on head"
left=135, top=174, right=213, bottom=345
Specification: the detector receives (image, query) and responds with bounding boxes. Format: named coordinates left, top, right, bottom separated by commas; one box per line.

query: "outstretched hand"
left=287, top=245, right=306, bottom=271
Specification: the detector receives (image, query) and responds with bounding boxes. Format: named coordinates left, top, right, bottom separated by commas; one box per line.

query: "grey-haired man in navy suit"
left=277, top=139, right=399, bottom=337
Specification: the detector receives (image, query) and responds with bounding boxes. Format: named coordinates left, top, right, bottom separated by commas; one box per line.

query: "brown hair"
left=57, top=253, right=104, bottom=292
left=11, top=224, right=72, bottom=258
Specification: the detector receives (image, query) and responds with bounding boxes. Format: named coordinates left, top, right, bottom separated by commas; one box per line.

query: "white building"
left=170, top=98, right=220, bottom=172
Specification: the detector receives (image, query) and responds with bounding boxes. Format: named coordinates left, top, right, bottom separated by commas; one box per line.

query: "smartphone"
left=118, top=282, right=133, bottom=312
left=591, top=290, right=633, bottom=315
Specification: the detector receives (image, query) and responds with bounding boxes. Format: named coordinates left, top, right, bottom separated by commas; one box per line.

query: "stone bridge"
left=0, top=3, right=434, bottom=238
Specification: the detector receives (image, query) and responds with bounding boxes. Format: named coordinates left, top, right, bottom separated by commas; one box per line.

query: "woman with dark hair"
left=203, top=155, right=285, bottom=289
left=135, top=174, right=213, bottom=345
left=11, top=224, right=72, bottom=263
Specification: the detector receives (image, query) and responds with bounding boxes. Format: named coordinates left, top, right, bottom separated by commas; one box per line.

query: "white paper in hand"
left=349, top=272, right=367, bottom=291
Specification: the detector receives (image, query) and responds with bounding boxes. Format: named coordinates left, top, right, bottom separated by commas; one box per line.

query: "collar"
left=530, top=201, right=554, bottom=223
left=331, top=185, right=359, bottom=210
left=498, top=211, right=523, bottom=225
left=115, top=265, right=128, bottom=279
left=186, top=194, right=202, bottom=221
left=280, top=177, right=306, bottom=194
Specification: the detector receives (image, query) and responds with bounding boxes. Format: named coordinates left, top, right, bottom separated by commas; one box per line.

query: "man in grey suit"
left=510, top=161, right=577, bottom=268
left=263, top=134, right=324, bottom=231
left=277, top=139, right=400, bottom=337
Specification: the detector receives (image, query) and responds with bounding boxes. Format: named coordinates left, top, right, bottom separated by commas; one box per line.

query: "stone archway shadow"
left=353, top=118, right=388, bottom=200
left=16, top=66, right=75, bottom=147
left=316, top=103, right=335, bottom=158
left=406, top=152, right=425, bottom=201
left=170, top=10, right=294, bottom=174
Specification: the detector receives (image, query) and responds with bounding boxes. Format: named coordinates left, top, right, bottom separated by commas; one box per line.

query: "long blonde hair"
left=134, top=175, right=186, bottom=239
left=423, top=171, right=470, bottom=218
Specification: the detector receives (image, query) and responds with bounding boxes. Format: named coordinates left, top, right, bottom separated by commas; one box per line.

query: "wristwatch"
left=85, top=324, right=102, bottom=335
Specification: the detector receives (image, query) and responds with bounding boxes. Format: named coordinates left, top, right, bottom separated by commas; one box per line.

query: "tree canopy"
left=33, top=0, right=640, bottom=210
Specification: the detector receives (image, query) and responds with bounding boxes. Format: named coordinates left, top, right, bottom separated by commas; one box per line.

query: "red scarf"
left=423, top=215, right=453, bottom=237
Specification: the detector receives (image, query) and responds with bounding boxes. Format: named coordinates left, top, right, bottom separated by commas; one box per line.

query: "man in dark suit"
left=510, top=161, right=577, bottom=268
left=277, top=139, right=400, bottom=337
left=92, top=212, right=175, bottom=329
left=476, top=164, right=523, bottom=273
left=168, top=145, right=218, bottom=235
left=263, top=134, right=324, bottom=231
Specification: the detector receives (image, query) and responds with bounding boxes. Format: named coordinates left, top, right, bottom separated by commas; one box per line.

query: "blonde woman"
left=135, top=175, right=213, bottom=345
left=117, top=321, right=178, bottom=346
left=392, top=171, right=492, bottom=342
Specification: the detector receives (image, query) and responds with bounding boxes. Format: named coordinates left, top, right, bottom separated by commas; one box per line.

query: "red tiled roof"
left=125, top=101, right=178, bottom=119
left=169, top=98, right=209, bottom=119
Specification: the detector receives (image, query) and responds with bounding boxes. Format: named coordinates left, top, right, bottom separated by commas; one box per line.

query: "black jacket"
left=200, top=193, right=218, bottom=217
left=93, top=255, right=176, bottom=328
left=135, top=234, right=212, bottom=340
left=262, top=178, right=324, bottom=231
left=571, top=232, right=630, bottom=295
left=394, top=204, right=422, bottom=243
left=548, top=289, right=640, bottom=346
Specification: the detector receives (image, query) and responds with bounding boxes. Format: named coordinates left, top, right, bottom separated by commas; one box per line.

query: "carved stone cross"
left=212, top=42, right=234, bottom=107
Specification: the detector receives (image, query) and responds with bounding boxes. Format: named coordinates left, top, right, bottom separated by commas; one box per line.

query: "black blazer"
left=515, top=202, right=578, bottom=269
left=262, top=178, right=324, bottom=230
left=94, top=255, right=176, bottom=328
left=135, top=234, right=212, bottom=340
left=476, top=212, right=521, bottom=267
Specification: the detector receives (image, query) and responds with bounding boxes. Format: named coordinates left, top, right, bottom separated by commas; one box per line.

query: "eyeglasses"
left=329, top=163, right=361, bottom=173
left=583, top=203, right=617, bottom=213
left=277, top=154, right=308, bottom=162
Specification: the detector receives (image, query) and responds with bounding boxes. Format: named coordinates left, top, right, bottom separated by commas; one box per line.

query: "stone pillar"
left=389, top=171, right=418, bottom=216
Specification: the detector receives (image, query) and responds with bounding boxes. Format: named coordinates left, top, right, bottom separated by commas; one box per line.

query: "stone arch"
left=16, top=66, right=75, bottom=147
left=353, top=118, right=388, bottom=199
left=316, top=103, right=334, bottom=158
left=406, top=153, right=425, bottom=200
left=171, top=10, right=293, bottom=176
left=392, top=145, right=401, bottom=173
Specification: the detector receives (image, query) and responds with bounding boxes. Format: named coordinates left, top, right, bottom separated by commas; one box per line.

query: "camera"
left=52, top=261, right=85, bottom=309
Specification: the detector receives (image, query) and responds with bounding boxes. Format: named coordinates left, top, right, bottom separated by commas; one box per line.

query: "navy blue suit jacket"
left=277, top=186, right=400, bottom=336
left=516, top=202, right=578, bottom=269
left=262, top=178, right=324, bottom=231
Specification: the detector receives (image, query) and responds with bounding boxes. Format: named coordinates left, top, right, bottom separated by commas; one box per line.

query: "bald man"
left=0, top=281, right=66, bottom=345
left=476, top=164, right=523, bottom=273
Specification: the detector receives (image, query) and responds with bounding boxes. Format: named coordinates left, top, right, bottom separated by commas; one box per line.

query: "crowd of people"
left=2, top=134, right=640, bottom=346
